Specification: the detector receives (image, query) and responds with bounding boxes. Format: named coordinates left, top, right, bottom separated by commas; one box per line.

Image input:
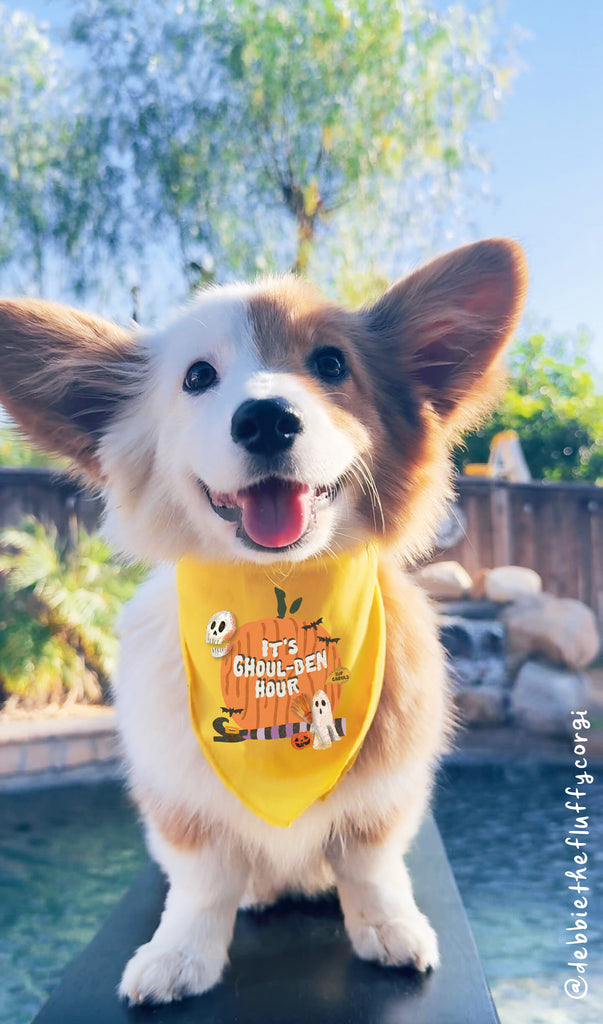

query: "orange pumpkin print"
left=220, top=588, right=342, bottom=731
left=291, top=732, right=312, bottom=749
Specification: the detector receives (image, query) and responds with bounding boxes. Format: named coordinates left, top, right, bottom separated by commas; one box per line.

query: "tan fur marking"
left=338, top=808, right=400, bottom=847
left=353, top=554, right=456, bottom=780
left=134, top=789, right=216, bottom=851
left=245, top=242, right=526, bottom=557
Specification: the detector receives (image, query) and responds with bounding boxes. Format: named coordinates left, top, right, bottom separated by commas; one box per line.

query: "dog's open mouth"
left=202, top=477, right=339, bottom=551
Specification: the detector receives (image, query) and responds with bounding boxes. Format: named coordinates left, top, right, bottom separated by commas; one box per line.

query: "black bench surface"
left=32, top=813, right=498, bottom=1023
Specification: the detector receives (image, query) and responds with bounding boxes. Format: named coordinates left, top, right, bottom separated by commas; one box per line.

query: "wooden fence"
left=0, top=467, right=601, bottom=623
left=434, top=477, right=603, bottom=625
left=0, top=467, right=101, bottom=539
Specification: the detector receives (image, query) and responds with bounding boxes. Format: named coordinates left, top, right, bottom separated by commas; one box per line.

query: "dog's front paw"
left=118, top=941, right=224, bottom=1005
left=347, top=910, right=440, bottom=972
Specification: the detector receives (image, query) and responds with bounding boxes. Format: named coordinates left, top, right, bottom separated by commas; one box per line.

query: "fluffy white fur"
left=0, top=240, right=526, bottom=1005
left=103, top=285, right=439, bottom=1002
left=100, top=286, right=365, bottom=565
left=115, top=565, right=439, bottom=1003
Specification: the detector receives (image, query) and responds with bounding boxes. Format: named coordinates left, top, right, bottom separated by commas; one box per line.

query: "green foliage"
left=212, top=0, right=517, bottom=275
left=274, top=586, right=287, bottom=619
left=0, top=6, right=106, bottom=295
left=0, top=1, right=519, bottom=304
left=456, top=330, right=603, bottom=483
left=0, top=7, right=60, bottom=289
left=0, top=424, right=65, bottom=468
left=0, top=519, right=146, bottom=707
left=333, top=265, right=392, bottom=310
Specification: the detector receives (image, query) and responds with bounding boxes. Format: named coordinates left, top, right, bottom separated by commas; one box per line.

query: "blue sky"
left=7, top=0, right=603, bottom=372
left=458, top=1, right=603, bottom=371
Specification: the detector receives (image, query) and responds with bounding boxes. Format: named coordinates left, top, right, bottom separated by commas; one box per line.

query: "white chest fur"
left=114, top=566, right=425, bottom=874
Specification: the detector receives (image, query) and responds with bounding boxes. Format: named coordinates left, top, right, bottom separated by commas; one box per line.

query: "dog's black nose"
left=231, top=398, right=303, bottom=456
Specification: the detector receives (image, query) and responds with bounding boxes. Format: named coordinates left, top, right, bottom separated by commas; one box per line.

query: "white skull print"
left=205, top=610, right=236, bottom=658
left=309, top=689, right=341, bottom=750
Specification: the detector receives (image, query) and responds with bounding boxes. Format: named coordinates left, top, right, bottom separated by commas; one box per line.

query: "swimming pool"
left=1, top=764, right=601, bottom=1024
left=436, top=763, right=602, bottom=1023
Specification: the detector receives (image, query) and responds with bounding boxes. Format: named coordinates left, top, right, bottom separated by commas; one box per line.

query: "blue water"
left=1, top=765, right=601, bottom=1024
left=0, top=784, right=146, bottom=1024
left=435, top=764, right=603, bottom=1023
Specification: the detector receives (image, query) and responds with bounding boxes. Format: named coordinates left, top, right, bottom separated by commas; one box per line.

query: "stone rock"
left=472, top=566, right=542, bottom=603
left=502, top=595, right=600, bottom=669
left=440, top=616, right=506, bottom=660
left=414, top=561, right=472, bottom=600
left=448, top=655, right=509, bottom=691
left=511, top=660, right=589, bottom=736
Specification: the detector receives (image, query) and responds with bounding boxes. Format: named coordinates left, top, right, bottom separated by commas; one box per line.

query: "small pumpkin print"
left=291, top=731, right=312, bottom=749
left=220, top=588, right=342, bottom=730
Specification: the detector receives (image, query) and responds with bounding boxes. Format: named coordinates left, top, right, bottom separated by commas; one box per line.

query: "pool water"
left=435, top=764, right=602, bottom=1024
left=1, top=765, right=601, bottom=1024
left=0, top=784, right=146, bottom=1024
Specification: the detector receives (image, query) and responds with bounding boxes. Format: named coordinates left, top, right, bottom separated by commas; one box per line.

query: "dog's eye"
left=183, top=361, right=218, bottom=393
left=311, top=346, right=347, bottom=382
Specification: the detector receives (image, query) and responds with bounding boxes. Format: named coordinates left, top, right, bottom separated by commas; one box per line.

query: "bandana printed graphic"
left=177, top=547, right=386, bottom=827
left=210, top=587, right=347, bottom=748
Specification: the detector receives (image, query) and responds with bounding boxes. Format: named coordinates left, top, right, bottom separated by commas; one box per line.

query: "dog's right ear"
left=0, top=299, right=145, bottom=481
left=361, top=239, right=527, bottom=436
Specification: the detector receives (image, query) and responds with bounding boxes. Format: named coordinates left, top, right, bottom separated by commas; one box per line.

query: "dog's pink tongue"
left=239, top=480, right=311, bottom=548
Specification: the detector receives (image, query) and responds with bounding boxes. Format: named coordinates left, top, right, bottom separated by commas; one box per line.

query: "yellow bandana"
left=176, top=545, right=385, bottom=828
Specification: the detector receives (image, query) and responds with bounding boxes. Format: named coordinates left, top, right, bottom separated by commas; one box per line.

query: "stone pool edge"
left=0, top=709, right=122, bottom=792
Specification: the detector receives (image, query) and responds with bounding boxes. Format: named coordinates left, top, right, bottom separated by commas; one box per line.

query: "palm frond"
left=0, top=517, right=147, bottom=709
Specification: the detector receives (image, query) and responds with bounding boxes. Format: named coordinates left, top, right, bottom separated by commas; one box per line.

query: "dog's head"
left=0, top=239, right=526, bottom=564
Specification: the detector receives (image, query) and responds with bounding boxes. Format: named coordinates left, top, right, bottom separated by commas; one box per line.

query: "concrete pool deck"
left=1, top=695, right=602, bottom=791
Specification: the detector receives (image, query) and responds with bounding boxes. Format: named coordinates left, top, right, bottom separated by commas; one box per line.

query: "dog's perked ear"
left=0, top=299, right=144, bottom=481
left=362, top=238, right=528, bottom=434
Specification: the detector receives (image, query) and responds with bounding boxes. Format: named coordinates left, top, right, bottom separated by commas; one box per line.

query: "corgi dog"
left=0, top=239, right=526, bottom=1005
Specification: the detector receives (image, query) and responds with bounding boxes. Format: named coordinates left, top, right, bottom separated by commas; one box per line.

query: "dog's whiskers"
left=343, top=457, right=385, bottom=536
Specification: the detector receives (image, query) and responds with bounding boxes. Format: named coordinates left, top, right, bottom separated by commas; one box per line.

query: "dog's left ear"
left=0, top=299, right=144, bottom=481
left=363, top=238, right=527, bottom=432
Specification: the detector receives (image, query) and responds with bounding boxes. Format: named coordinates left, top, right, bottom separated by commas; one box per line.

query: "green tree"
left=456, top=329, right=603, bottom=483
left=64, top=0, right=518, bottom=296
left=0, top=519, right=146, bottom=707
left=0, top=7, right=63, bottom=292
left=214, top=0, right=518, bottom=274
left=67, top=1, right=233, bottom=294
left=0, top=422, right=64, bottom=468
left=0, top=5, right=112, bottom=297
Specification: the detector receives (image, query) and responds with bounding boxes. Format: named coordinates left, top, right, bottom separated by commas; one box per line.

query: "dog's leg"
left=239, top=874, right=283, bottom=911
left=240, top=853, right=336, bottom=910
left=327, top=831, right=439, bottom=972
left=119, top=828, right=249, bottom=1005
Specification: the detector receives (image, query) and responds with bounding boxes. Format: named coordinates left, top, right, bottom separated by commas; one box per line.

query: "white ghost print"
left=310, top=689, right=341, bottom=750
